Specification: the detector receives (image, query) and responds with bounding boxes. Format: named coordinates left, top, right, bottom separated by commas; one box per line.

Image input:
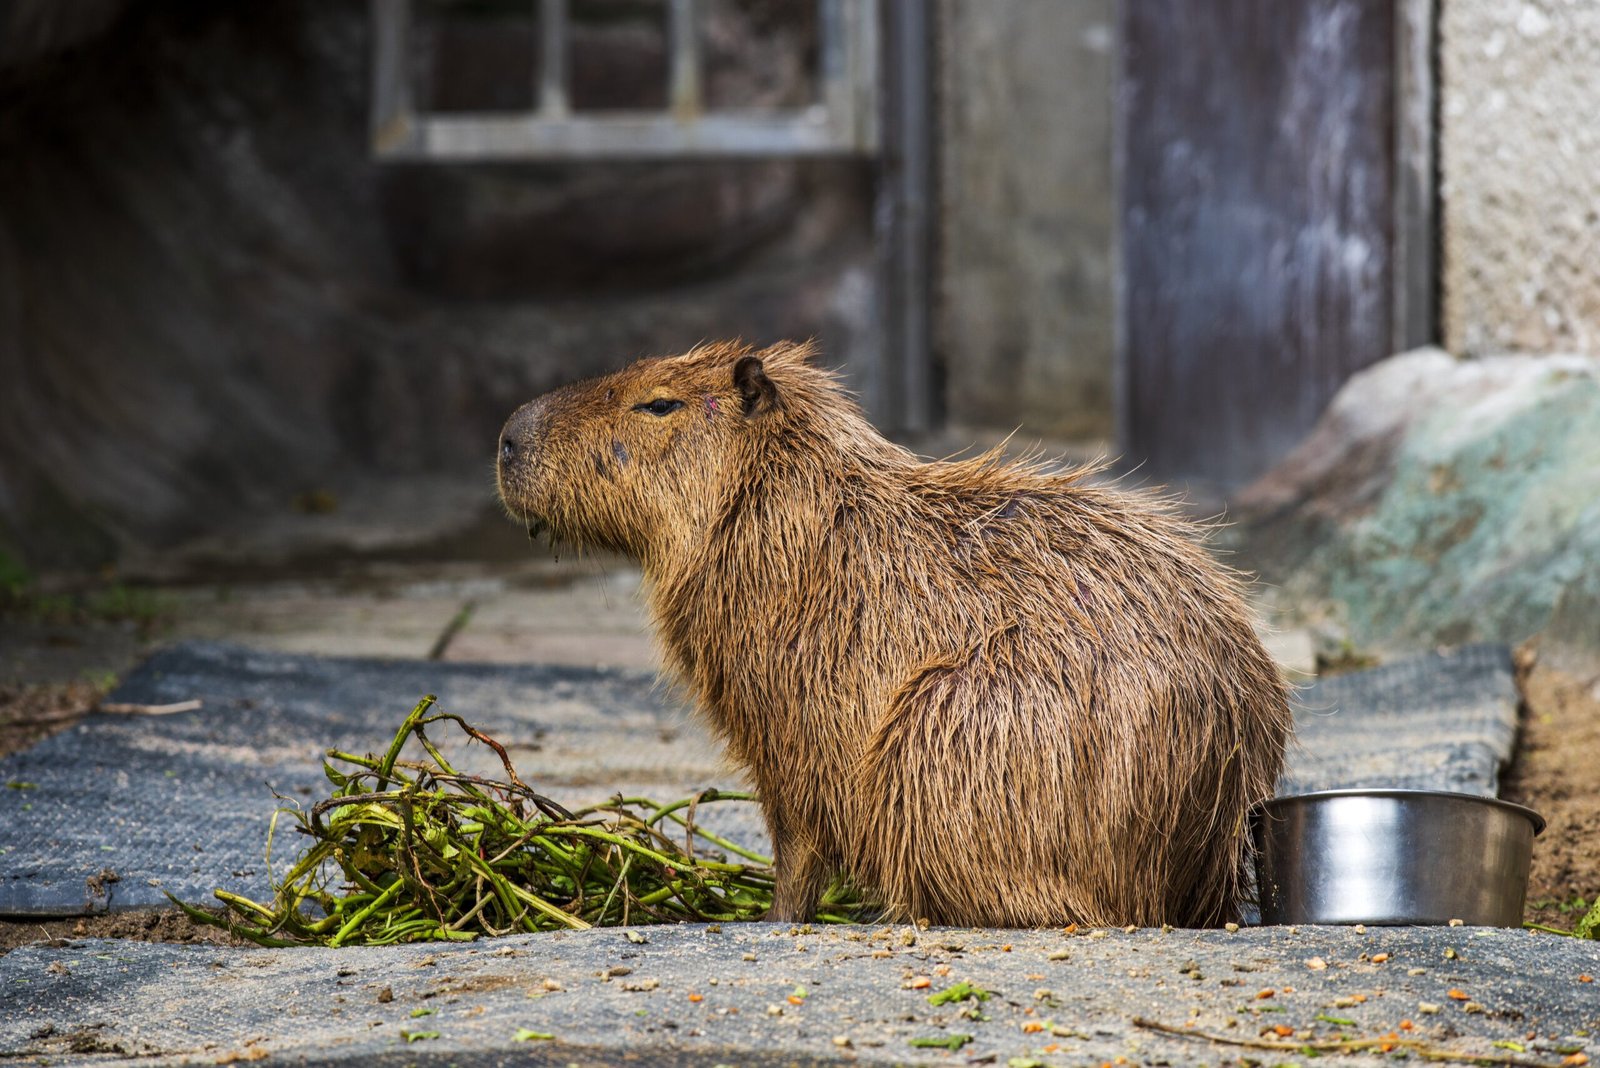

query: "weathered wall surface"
left=0, top=1, right=875, bottom=569
left=935, top=0, right=1115, bottom=442
left=1440, top=0, right=1600, bottom=357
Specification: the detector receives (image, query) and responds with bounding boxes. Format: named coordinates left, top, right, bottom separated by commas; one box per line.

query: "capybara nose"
left=498, top=402, right=539, bottom=470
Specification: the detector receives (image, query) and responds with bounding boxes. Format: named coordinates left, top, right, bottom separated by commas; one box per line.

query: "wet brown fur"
left=497, top=340, right=1292, bottom=928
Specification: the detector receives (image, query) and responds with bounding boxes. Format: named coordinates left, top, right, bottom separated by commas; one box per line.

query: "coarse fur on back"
left=497, top=340, right=1292, bottom=927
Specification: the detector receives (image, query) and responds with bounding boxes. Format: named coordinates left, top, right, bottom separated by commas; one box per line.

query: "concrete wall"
left=935, top=0, right=1115, bottom=443
left=1441, top=0, right=1600, bottom=357
left=0, top=1, right=876, bottom=570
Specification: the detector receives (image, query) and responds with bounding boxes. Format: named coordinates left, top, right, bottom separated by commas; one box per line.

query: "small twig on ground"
left=1132, top=1016, right=1564, bottom=1067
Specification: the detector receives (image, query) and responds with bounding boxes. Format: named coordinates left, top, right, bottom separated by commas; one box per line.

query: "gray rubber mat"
left=1278, top=643, right=1518, bottom=798
left=0, top=641, right=761, bottom=916
left=0, top=641, right=1519, bottom=917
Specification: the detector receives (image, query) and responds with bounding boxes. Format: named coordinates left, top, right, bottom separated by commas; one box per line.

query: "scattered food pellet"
left=1407, top=968, right=1427, bottom=976
left=1353, top=924, right=1367, bottom=934
left=871, top=949, right=893, bottom=959
left=1304, top=957, right=1328, bottom=971
left=1272, top=1025, right=1294, bottom=1037
left=1063, top=924, right=1079, bottom=935
left=832, top=1035, right=851, bottom=1048
left=1418, top=1003, right=1441, bottom=1015
left=1371, top=953, right=1390, bottom=964
left=624, top=930, right=648, bottom=944
left=1225, top=922, right=1240, bottom=933
left=1445, top=947, right=1460, bottom=960
left=766, top=1004, right=783, bottom=1016
left=1562, top=1053, right=1588, bottom=1067
left=1447, top=988, right=1470, bottom=1000
left=1048, top=949, right=1071, bottom=961
left=1463, top=1002, right=1485, bottom=1014
left=377, top=987, right=394, bottom=1003
left=787, top=995, right=805, bottom=1006
left=934, top=964, right=952, bottom=977
left=621, top=978, right=659, bottom=992
left=708, top=978, right=718, bottom=986
left=742, top=953, right=757, bottom=962
left=541, top=978, right=562, bottom=992
left=906, top=976, right=932, bottom=989
left=1003, top=942, right=1015, bottom=950
left=1021, top=1021, right=1045, bottom=1033
left=899, top=930, right=917, bottom=946
left=687, top=994, right=703, bottom=1003
left=706, top=924, right=721, bottom=933
left=1089, top=930, right=1109, bottom=940
left=1580, top=975, right=1594, bottom=983
left=1399, top=1019, right=1414, bottom=1031
left=1256, top=989, right=1275, bottom=1000
left=1448, top=918, right=1463, bottom=927
left=1124, top=925, right=1138, bottom=934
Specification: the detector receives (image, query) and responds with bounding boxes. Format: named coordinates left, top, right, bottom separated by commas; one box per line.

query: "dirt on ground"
left=1503, top=649, right=1600, bottom=933
left=0, top=908, right=245, bottom=955
left=0, top=679, right=103, bottom=759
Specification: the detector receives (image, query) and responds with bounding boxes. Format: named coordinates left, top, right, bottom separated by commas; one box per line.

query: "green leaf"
left=409, top=1008, right=435, bottom=1018
left=399, top=1030, right=440, bottom=1042
left=513, top=1028, right=555, bottom=1041
left=909, top=1033, right=972, bottom=1051
left=1574, top=895, right=1600, bottom=939
left=928, top=979, right=991, bottom=1006
left=1314, top=1013, right=1356, bottom=1026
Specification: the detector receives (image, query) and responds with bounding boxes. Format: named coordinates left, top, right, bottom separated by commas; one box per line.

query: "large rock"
left=1235, top=348, right=1600, bottom=662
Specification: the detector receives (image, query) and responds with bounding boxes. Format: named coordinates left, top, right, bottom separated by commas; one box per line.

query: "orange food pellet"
left=1562, top=1054, right=1588, bottom=1067
left=1580, top=974, right=1594, bottom=983
left=687, top=993, right=703, bottom=1003
left=909, top=976, right=931, bottom=989
left=1002, top=944, right=1013, bottom=952
left=1064, top=924, right=1079, bottom=935
left=1256, top=989, right=1276, bottom=999
left=1022, top=1021, right=1045, bottom=1034
left=933, top=964, right=951, bottom=976
left=1447, top=988, right=1470, bottom=1000
left=1272, top=1025, right=1294, bottom=1037
left=787, top=995, right=805, bottom=1006
left=1043, top=1044, right=1060, bottom=1053
left=1371, top=953, right=1390, bottom=963
left=1281, top=987, right=1296, bottom=994
left=1399, top=1019, right=1414, bottom=1031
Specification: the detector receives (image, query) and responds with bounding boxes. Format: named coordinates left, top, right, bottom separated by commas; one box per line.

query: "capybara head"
left=497, top=340, right=812, bottom=561
left=497, top=339, right=1292, bottom=929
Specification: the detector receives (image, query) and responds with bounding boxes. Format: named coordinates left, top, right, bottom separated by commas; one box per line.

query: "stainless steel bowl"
left=1253, top=789, right=1545, bottom=927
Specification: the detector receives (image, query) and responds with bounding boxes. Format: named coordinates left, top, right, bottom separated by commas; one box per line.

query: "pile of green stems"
left=173, top=696, right=860, bottom=946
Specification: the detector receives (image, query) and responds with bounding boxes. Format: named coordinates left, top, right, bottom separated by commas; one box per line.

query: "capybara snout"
left=497, top=339, right=1292, bottom=927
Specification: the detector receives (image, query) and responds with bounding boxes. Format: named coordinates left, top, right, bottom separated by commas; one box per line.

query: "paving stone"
left=1, top=925, right=1595, bottom=1066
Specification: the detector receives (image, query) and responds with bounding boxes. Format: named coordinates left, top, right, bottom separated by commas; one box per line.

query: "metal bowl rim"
left=1254, top=788, right=1545, bottom=836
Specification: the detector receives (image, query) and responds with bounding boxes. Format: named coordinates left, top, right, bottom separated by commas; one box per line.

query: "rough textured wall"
left=1441, top=0, right=1600, bottom=356
left=0, top=1, right=875, bottom=569
left=935, top=0, right=1115, bottom=441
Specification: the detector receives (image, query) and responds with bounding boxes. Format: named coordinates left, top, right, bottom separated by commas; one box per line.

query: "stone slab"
left=1, top=925, right=1595, bottom=1066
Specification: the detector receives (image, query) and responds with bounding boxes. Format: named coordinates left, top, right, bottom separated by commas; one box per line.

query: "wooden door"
left=1118, top=0, right=1397, bottom=487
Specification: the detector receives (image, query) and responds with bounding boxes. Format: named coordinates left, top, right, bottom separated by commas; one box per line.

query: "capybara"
left=497, top=340, right=1292, bottom=927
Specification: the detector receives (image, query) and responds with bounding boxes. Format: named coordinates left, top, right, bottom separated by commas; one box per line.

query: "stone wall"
left=0, top=1, right=876, bottom=570
left=935, top=0, right=1115, bottom=442
left=1440, top=0, right=1600, bottom=357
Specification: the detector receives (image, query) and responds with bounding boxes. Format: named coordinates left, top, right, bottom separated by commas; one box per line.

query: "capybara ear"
left=734, top=355, right=780, bottom=417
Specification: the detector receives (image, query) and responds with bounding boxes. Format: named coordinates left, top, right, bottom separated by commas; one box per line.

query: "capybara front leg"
left=767, top=833, right=830, bottom=923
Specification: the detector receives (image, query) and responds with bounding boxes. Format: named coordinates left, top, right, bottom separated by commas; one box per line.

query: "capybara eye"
left=634, top=398, right=685, bottom=417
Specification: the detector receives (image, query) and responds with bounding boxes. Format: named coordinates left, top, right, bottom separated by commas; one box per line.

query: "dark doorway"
left=1118, top=0, right=1402, bottom=487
